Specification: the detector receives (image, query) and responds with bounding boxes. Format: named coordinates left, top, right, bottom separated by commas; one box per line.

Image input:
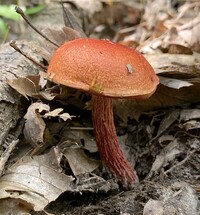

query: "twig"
left=0, top=139, right=19, bottom=176
left=0, top=119, right=25, bottom=176
left=61, top=0, right=74, bottom=30
left=69, top=126, right=93, bottom=130
left=15, top=6, right=59, bottom=48
left=164, top=149, right=196, bottom=175
left=10, top=40, right=47, bottom=70
left=60, top=0, right=86, bottom=38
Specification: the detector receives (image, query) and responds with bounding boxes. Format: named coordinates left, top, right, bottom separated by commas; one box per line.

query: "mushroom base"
left=92, top=95, right=138, bottom=188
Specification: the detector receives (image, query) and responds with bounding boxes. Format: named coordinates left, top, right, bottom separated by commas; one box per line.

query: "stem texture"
left=92, top=95, right=138, bottom=187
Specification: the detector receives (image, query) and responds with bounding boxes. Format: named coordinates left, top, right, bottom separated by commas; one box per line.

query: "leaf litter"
left=1, top=0, right=200, bottom=214
left=0, top=148, right=74, bottom=212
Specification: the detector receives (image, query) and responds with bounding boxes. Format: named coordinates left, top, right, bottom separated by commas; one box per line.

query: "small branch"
left=0, top=118, right=25, bottom=176
left=0, top=139, right=19, bottom=176
left=164, top=149, right=196, bottom=175
left=15, top=6, right=59, bottom=48
left=10, top=40, right=47, bottom=70
left=60, top=0, right=86, bottom=38
left=69, top=126, right=93, bottom=130
left=61, top=0, right=74, bottom=30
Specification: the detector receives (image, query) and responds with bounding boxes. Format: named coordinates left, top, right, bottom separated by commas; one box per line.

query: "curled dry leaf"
left=7, top=75, right=40, bottom=100
left=153, top=109, right=180, bottom=140
left=59, top=113, right=73, bottom=121
left=24, top=103, right=73, bottom=147
left=131, top=53, right=200, bottom=110
left=40, top=27, right=83, bottom=61
left=24, top=102, right=49, bottom=147
left=58, top=125, right=97, bottom=153
left=43, top=108, right=73, bottom=121
left=44, top=108, right=63, bottom=117
left=148, top=139, right=181, bottom=178
left=144, top=53, right=197, bottom=75
left=7, top=72, right=56, bottom=101
left=180, top=109, right=200, bottom=121
left=62, top=143, right=100, bottom=176
left=180, top=120, right=200, bottom=131
left=179, top=109, right=200, bottom=131
left=0, top=149, right=74, bottom=212
left=159, top=76, right=193, bottom=89
left=139, top=1, right=200, bottom=54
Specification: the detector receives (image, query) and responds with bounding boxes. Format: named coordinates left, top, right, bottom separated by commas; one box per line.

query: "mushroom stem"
left=92, top=95, right=138, bottom=187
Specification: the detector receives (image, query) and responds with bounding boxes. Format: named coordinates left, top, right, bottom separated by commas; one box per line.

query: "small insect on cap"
left=47, top=38, right=159, bottom=99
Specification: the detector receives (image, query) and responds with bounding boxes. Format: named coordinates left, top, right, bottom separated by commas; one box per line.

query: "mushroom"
left=47, top=38, right=159, bottom=188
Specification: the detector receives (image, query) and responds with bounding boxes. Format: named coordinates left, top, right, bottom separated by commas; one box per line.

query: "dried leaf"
left=63, top=145, right=100, bottom=176
left=60, top=127, right=97, bottom=153
left=180, top=120, right=200, bottom=131
left=24, top=103, right=49, bottom=147
left=7, top=75, right=40, bottom=100
left=59, top=113, right=73, bottom=121
left=144, top=54, right=197, bottom=75
left=7, top=73, right=56, bottom=101
left=168, top=44, right=193, bottom=55
left=180, top=109, right=200, bottom=121
left=148, top=139, right=181, bottom=176
left=152, top=109, right=180, bottom=140
left=40, top=27, right=83, bottom=61
left=43, top=108, right=73, bottom=121
left=158, top=135, right=174, bottom=144
left=44, top=108, right=63, bottom=117
left=0, top=149, right=74, bottom=211
left=159, top=76, right=193, bottom=89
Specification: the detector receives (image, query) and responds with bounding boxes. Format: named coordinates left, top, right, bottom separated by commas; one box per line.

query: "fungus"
left=47, top=38, right=159, bottom=188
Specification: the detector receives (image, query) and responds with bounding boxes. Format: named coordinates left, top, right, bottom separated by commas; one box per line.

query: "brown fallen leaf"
left=153, top=109, right=180, bottom=141
left=58, top=125, right=97, bottom=153
left=0, top=148, right=74, bottom=212
left=40, top=26, right=83, bottom=61
left=7, top=75, right=41, bottom=100
left=159, top=76, right=192, bottom=89
left=180, top=120, right=200, bottom=131
left=62, top=143, right=100, bottom=176
left=24, top=102, right=49, bottom=147
left=24, top=103, right=73, bottom=148
left=7, top=72, right=57, bottom=101
left=147, top=139, right=181, bottom=178
left=180, top=109, right=200, bottom=121
left=43, top=108, right=74, bottom=121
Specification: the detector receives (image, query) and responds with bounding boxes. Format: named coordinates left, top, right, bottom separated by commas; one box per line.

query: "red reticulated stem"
left=92, top=95, right=138, bottom=188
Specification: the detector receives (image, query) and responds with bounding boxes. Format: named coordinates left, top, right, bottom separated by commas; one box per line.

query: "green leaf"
left=0, top=5, right=21, bottom=21
left=25, top=5, right=45, bottom=15
left=0, top=18, right=7, bottom=38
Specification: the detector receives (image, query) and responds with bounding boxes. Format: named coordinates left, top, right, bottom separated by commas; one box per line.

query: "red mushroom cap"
left=47, top=38, right=159, bottom=98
